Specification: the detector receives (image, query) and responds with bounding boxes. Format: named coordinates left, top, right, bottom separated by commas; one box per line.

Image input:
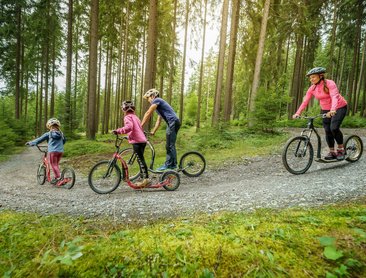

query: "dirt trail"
left=0, top=128, right=365, bottom=223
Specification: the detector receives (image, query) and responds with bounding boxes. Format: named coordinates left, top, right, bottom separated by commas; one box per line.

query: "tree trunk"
left=44, top=10, right=50, bottom=131
left=351, top=1, right=362, bottom=115
left=328, top=0, right=337, bottom=79
left=196, top=0, right=208, bottom=130
left=356, top=33, right=365, bottom=115
left=86, top=0, right=98, bottom=140
left=143, top=0, right=158, bottom=123
left=167, top=0, right=178, bottom=104
left=212, top=0, right=229, bottom=127
left=288, top=34, right=304, bottom=117
left=65, top=0, right=73, bottom=135
left=248, top=0, right=271, bottom=127
left=15, top=2, right=21, bottom=119
left=50, top=32, right=56, bottom=117
left=96, top=40, right=102, bottom=134
left=179, top=0, right=189, bottom=122
left=223, top=0, right=240, bottom=122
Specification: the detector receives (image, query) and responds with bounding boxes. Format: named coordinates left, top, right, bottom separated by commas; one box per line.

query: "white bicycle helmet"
left=121, top=100, right=135, bottom=112
left=46, top=118, right=61, bottom=129
left=143, top=88, right=159, bottom=99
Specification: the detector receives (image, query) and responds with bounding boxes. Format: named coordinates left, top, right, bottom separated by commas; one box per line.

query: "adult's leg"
left=165, top=120, right=180, bottom=168
left=322, top=109, right=335, bottom=149
left=49, top=152, right=63, bottom=179
left=330, top=106, right=347, bottom=145
left=133, top=143, right=149, bottom=178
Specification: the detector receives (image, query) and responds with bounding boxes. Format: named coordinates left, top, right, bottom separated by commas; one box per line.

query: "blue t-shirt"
left=152, top=98, right=179, bottom=126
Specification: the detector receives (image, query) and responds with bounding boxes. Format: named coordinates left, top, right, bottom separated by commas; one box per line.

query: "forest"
left=0, top=0, right=366, bottom=150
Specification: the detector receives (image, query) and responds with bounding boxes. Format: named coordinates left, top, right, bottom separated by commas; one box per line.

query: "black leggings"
left=321, top=105, right=347, bottom=149
left=132, top=143, right=149, bottom=179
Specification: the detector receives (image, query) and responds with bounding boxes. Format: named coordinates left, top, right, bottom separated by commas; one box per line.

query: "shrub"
left=0, top=120, right=17, bottom=154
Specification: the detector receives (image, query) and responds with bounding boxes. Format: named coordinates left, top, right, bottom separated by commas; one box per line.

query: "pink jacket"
left=295, top=79, right=347, bottom=115
left=115, top=113, right=147, bottom=144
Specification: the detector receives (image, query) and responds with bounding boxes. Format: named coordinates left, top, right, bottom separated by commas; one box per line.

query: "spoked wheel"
left=37, top=164, right=46, bottom=185
left=345, top=135, right=363, bottom=162
left=179, top=151, right=206, bottom=177
left=160, top=170, right=180, bottom=191
left=282, top=136, right=313, bottom=175
left=60, top=167, right=76, bottom=189
left=88, top=160, right=122, bottom=194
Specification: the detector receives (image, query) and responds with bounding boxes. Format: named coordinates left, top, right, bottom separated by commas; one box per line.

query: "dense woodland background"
left=0, top=0, right=365, bottom=150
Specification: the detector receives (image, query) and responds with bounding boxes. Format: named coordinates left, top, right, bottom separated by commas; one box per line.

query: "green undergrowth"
left=1, top=199, right=365, bottom=277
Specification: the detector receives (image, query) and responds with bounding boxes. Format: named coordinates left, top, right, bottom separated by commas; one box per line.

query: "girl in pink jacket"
left=113, top=101, right=150, bottom=187
left=293, top=67, right=348, bottom=160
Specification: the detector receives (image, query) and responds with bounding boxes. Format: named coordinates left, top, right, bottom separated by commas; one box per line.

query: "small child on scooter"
left=26, top=118, right=66, bottom=184
left=112, top=101, right=151, bottom=188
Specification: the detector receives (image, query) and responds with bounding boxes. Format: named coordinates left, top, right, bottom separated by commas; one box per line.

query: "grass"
left=1, top=199, right=365, bottom=277
left=0, top=146, right=24, bottom=163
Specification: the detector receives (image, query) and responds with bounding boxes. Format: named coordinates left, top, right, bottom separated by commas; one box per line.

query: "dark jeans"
left=132, top=143, right=149, bottom=179
left=165, top=119, right=181, bottom=168
left=321, top=105, right=347, bottom=149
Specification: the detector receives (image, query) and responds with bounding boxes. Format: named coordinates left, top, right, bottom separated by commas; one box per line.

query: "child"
left=113, top=101, right=151, bottom=187
left=26, top=118, right=66, bottom=184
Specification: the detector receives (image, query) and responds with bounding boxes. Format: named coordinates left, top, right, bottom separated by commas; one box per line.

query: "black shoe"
left=324, top=152, right=337, bottom=160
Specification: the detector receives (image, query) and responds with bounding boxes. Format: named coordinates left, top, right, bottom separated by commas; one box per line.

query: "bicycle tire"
left=345, top=135, right=363, bottom=162
left=61, top=167, right=76, bottom=189
left=161, top=170, right=180, bottom=191
left=37, top=164, right=46, bottom=185
left=282, top=136, right=313, bottom=175
left=179, top=151, right=206, bottom=177
left=88, top=160, right=121, bottom=194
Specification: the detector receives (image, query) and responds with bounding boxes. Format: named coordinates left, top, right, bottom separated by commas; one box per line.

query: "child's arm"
left=114, top=116, right=133, bottom=134
left=26, top=133, right=49, bottom=146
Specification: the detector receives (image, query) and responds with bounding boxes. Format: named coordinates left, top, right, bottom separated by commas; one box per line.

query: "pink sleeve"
left=295, top=87, right=313, bottom=115
left=116, top=115, right=133, bottom=134
left=327, top=80, right=340, bottom=111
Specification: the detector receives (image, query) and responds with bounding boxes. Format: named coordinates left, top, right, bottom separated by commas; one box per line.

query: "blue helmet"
left=306, top=67, right=326, bottom=76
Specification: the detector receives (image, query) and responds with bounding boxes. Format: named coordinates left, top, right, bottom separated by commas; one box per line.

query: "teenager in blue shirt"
left=141, top=89, right=181, bottom=171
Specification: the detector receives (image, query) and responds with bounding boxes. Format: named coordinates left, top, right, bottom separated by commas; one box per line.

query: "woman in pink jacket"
left=113, top=101, right=150, bottom=187
left=293, top=67, right=348, bottom=161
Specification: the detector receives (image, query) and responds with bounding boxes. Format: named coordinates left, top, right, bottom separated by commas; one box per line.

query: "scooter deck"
left=315, top=157, right=346, bottom=163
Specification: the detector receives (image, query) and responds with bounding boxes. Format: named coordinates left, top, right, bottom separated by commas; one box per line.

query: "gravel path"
left=0, top=129, right=365, bottom=223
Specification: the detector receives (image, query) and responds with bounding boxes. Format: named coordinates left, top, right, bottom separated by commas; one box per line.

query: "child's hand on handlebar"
left=112, top=130, right=118, bottom=135
left=292, top=114, right=300, bottom=119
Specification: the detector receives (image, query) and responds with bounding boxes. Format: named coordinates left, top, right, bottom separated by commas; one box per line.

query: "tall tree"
left=64, top=0, right=73, bottom=135
left=15, top=2, right=22, bottom=119
left=212, top=0, right=229, bottom=127
left=86, top=0, right=99, bottom=140
left=248, top=0, right=271, bottom=127
left=143, top=0, right=158, bottom=125
left=223, top=0, right=240, bottom=122
left=179, top=0, right=189, bottom=122
left=196, top=0, right=208, bottom=130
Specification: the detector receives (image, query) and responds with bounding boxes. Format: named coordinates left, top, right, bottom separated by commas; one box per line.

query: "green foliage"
left=63, top=137, right=115, bottom=157
left=342, top=116, right=366, bottom=128
left=253, top=87, right=291, bottom=132
left=1, top=200, right=366, bottom=276
left=0, top=120, right=16, bottom=154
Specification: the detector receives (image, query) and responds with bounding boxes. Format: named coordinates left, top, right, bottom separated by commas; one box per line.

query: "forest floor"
left=0, top=128, right=365, bottom=223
